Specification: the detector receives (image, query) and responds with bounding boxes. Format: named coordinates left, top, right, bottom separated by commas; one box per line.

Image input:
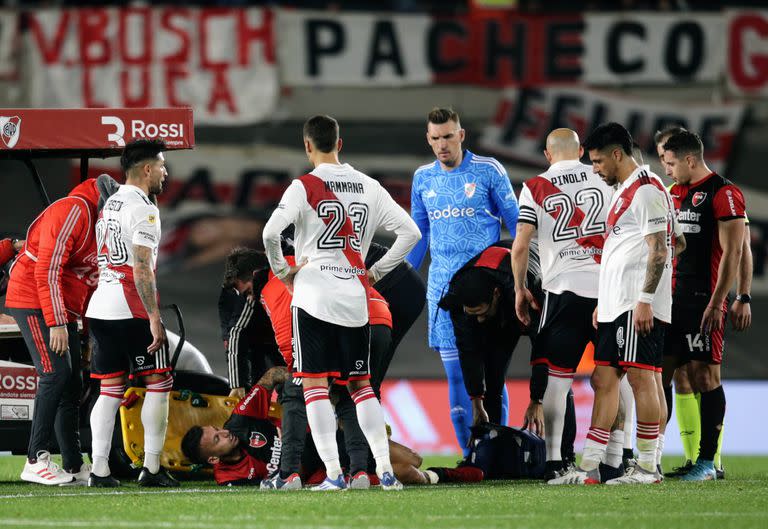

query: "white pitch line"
left=0, top=488, right=244, bottom=500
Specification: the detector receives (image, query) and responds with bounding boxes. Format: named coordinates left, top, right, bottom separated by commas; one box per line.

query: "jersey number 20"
left=95, top=218, right=129, bottom=266
left=317, top=200, right=369, bottom=251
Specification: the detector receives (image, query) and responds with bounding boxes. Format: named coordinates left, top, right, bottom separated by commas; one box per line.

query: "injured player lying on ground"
left=181, top=367, right=483, bottom=489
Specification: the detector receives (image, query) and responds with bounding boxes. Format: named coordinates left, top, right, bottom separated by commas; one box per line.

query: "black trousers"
left=375, top=263, right=426, bottom=352
left=278, top=379, right=370, bottom=476
left=8, top=308, right=83, bottom=470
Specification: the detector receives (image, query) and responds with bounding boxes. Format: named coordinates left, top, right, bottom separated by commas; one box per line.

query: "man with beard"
left=85, top=139, right=177, bottom=487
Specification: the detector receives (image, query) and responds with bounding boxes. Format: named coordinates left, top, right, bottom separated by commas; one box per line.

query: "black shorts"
left=292, top=307, right=370, bottom=384
left=595, top=310, right=665, bottom=372
left=664, top=301, right=724, bottom=365
left=531, top=291, right=597, bottom=373
left=89, top=318, right=171, bottom=379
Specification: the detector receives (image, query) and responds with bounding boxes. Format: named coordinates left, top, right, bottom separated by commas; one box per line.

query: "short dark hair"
left=120, top=139, right=166, bottom=173
left=662, top=130, right=704, bottom=160
left=452, top=268, right=499, bottom=308
left=303, top=115, right=339, bottom=153
left=428, top=107, right=460, bottom=126
left=583, top=122, right=633, bottom=156
left=653, top=125, right=687, bottom=145
left=181, top=426, right=206, bottom=465
left=223, top=247, right=268, bottom=288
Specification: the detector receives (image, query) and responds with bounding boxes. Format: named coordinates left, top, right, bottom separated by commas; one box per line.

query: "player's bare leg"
left=303, top=377, right=346, bottom=490
left=88, top=375, right=127, bottom=487
left=347, top=378, right=402, bottom=490
left=390, top=441, right=428, bottom=484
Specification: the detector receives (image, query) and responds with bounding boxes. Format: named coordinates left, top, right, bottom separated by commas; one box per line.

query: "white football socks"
left=90, top=383, right=125, bottom=477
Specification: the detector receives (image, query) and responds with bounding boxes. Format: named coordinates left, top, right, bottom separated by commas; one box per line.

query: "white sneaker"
left=547, top=466, right=600, bottom=485
left=606, top=465, right=661, bottom=485
left=59, top=462, right=92, bottom=486
left=20, top=451, right=75, bottom=485
left=379, top=471, right=403, bottom=491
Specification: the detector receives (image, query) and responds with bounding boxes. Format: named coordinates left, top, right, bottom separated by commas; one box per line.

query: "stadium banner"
left=24, top=7, right=278, bottom=125
left=277, top=9, right=583, bottom=86
left=0, top=9, right=18, bottom=78
left=583, top=13, right=725, bottom=85
left=480, top=86, right=745, bottom=174
left=381, top=379, right=768, bottom=455
left=726, top=10, right=768, bottom=97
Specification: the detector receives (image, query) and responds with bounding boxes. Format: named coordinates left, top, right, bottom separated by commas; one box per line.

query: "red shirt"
left=213, top=384, right=281, bottom=486
left=260, top=259, right=392, bottom=369
left=5, top=180, right=101, bottom=327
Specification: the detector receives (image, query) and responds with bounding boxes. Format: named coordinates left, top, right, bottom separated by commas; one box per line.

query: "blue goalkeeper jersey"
left=407, top=150, right=519, bottom=349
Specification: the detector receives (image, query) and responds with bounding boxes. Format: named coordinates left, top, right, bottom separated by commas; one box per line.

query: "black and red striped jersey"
left=213, top=384, right=281, bottom=486
left=669, top=172, right=746, bottom=303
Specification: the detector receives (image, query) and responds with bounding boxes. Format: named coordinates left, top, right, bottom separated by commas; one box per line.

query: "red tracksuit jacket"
left=5, top=179, right=102, bottom=327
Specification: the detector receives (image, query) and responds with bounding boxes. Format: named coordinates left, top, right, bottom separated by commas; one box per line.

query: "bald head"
left=545, top=128, right=582, bottom=163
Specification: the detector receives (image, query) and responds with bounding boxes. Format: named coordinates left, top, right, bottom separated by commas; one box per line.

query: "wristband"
left=638, top=292, right=654, bottom=304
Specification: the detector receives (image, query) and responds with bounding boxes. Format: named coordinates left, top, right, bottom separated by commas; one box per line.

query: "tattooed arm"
left=641, top=231, right=669, bottom=296
left=133, top=244, right=165, bottom=353
left=255, top=366, right=289, bottom=392
left=634, top=231, right=668, bottom=336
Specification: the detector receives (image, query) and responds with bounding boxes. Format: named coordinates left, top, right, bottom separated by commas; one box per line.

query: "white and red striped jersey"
left=598, top=167, right=678, bottom=323
left=86, top=185, right=161, bottom=320
left=263, top=163, right=420, bottom=327
left=518, top=160, right=613, bottom=299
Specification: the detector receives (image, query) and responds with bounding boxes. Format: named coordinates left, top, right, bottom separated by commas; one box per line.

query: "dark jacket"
left=438, top=239, right=542, bottom=398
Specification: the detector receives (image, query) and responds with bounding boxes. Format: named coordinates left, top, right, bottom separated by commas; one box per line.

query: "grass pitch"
left=0, top=455, right=766, bottom=529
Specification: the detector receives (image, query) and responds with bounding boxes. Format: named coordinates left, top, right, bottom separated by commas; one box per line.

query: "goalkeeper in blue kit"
left=407, top=108, right=520, bottom=455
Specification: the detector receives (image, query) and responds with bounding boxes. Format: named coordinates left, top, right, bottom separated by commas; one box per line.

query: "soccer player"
left=662, top=131, right=747, bottom=481
left=85, top=139, right=178, bottom=487
left=512, top=128, right=614, bottom=479
left=407, top=107, right=519, bottom=455
left=550, top=123, right=679, bottom=485
left=181, top=367, right=483, bottom=487
left=6, top=176, right=118, bottom=485
left=262, top=115, right=420, bottom=491
left=656, top=128, right=752, bottom=478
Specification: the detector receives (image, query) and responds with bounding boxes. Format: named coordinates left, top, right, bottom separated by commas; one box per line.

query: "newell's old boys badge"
left=692, top=192, right=707, bottom=207
left=250, top=432, right=267, bottom=449
left=464, top=183, right=476, bottom=198
left=0, top=116, right=21, bottom=148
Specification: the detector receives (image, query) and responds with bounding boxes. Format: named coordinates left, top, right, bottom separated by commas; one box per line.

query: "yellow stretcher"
left=119, top=387, right=281, bottom=473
